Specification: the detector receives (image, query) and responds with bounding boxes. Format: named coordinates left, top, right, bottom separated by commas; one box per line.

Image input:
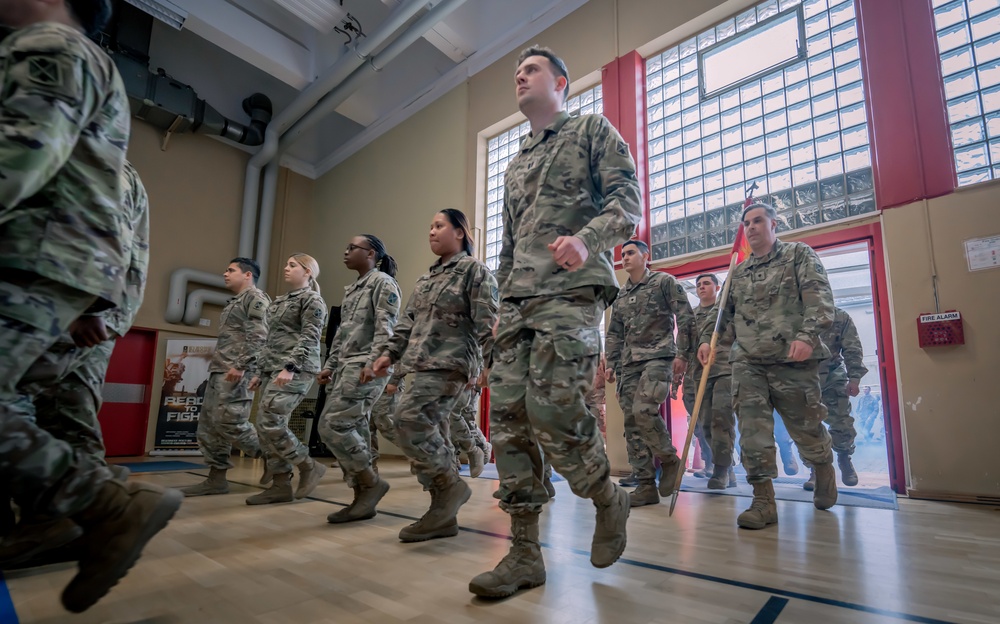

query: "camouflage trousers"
left=489, top=289, right=608, bottom=516
left=682, top=373, right=714, bottom=467
left=617, top=359, right=677, bottom=485
left=819, top=368, right=857, bottom=456
left=317, top=361, right=387, bottom=487
left=733, top=360, right=833, bottom=482
left=368, top=379, right=403, bottom=461
left=393, top=371, right=465, bottom=490
left=196, top=372, right=262, bottom=470
left=450, top=387, right=488, bottom=456
left=31, top=336, right=116, bottom=464
left=0, top=273, right=111, bottom=518
left=254, top=370, right=312, bottom=474
left=684, top=373, right=736, bottom=467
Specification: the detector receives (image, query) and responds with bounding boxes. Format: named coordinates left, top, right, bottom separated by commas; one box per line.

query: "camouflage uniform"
left=382, top=252, right=498, bottom=490
left=818, top=307, right=868, bottom=455
left=31, top=162, right=149, bottom=464
left=491, top=111, right=641, bottom=515
left=449, top=351, right=489, bottom=458
left=706, top=239, right=835, bottom=483
left=0, top=22, right=132, bottom=518
left=605, top=270, right=694, bottom=486
left=684, top=302, right=737, bottom=467
left=255, top=287, right=326, bottom=475
left=192, top=285, right=271, bottom=470
left=318, top=269, right=400, bottom=486
left=369, top=372, right=404, bottom=460
left=682, top=304, right=715, bottom=467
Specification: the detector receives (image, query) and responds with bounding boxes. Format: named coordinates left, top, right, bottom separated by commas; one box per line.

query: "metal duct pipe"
left=237, top=0, right=431, bottom=257
left=168, top=0, right=430, bottom=324
left=183, top=289, right=234, bottom=326
left=277, top=0, right=469, bottom=153
left=254, top=162, right=280, bottom=292
left=248, top=0, right=469, bottom=294
left=165, top=268, right=226, bottom=323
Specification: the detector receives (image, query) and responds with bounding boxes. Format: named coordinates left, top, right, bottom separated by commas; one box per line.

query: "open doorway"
left=669, top=235, right=896, bottom=509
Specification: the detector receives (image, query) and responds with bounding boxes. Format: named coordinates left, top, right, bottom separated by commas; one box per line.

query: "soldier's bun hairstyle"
left=67, top=0, right=114, bottom=38
left=362, top=235, right=397, bottom=278
left=439, top=209, right=474, bottom=257
left=290, top=253, right=321, bottom=295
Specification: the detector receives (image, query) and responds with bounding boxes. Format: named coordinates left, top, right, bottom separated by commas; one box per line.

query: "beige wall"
left=127, top=120, right=315, bottom=449
left=882, top=187, right=1000, bottom=500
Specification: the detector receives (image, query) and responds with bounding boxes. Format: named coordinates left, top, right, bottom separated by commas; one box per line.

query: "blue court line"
left=0, top=572, right=19, bottom=624
left=209, top=473, right=957, bottom=624
left=750, top=597, right=788, bottom=624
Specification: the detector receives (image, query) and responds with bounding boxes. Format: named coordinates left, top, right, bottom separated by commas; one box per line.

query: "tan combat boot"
left=838, top=452, right=858, bottom=486
left=590, top=480, right=629, bottom=568
left=727, top=466, right=737, bottom=488
left=294, top=457, right=326, bottom=499
left=181, top=467, right=229, bottom=497
left=469, top=512, right=545, bottom=598
left=707, top=464, right=729, bottom=490
left=813, top=462, right=838, bottom=510
left=63, top=479, right=182, bottom=613
left=0, top=517, right=82, bottom=568
left=629, top=483, right=660, bottom=507
left=108, top=465, right=131, bottom=482
left=737, top=480, right=778, bottom=529
left=468, top=447, right=486, bottom=478
left=543, top=472, right=556, bottom=498
left=657, top=454, right=682, bottom=497
left=327, top=469, right=389, bottom=523
left=398, top=475, right=471, bottom=542
left=245, top=472, right=293, bottom=505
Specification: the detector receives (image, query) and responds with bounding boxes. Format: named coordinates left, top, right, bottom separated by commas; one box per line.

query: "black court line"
left=189, top=472, right=957, bottom=624
left=750, top=597, right=788, bottom=624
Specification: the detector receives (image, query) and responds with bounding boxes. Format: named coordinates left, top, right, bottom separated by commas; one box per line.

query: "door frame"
left=656, top=221, right=906, bottom=494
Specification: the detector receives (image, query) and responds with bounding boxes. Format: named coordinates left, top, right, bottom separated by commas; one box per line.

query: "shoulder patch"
left=815, top=261, right=826, bottom=275
left=387, top=292, right=399, bottom=306
left=616, top=139, right=630, bottom=157
left=28, top=57, right=62, bottom=87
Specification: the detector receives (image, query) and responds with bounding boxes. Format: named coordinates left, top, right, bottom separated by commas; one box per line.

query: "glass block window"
left=645, top=0, right=875, bottom=262
left=483, top=85, right=603, bottom=271
left=934, top=0, right=1000, bottom=186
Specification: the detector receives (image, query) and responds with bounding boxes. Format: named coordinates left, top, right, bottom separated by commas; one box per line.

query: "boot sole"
left=469, top=574, right=546, bottom=598
left=706, top=481, right=727, bottom=490
left=61, top=488, right=183, bottom=613
left=629, top=497, right=660, bottom=507
left=398, top=523, right=459, bottom=543
left=327, top=509, right=377, bottom=524
left=803, top=482, right=815, bottom=491
left=737, top=518, right=778, bottom=530
left=841, top=477, right=859, bottom=487
left=295, top=462, right=327, bottom=499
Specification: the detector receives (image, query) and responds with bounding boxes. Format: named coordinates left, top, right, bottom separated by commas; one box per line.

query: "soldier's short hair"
left=696, top=273, right=719, bottom=286
left=230, top=257, right=261, bottom=282
left=517, top=45, right=570, bottom=100
left=622, top=239, right=649, bottom=255
left=741, top=201, right=778, bottom=222
left=67, top=0, right=114, bottom=38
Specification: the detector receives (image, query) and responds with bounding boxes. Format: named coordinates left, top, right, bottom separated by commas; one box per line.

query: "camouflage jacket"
left=259, top=287, right=327, bottom=374
left=324, top=269, right=400, bottom=371
left=690, top=301, right=734, bottom=379
left=104, top=161, right=150, bottom=336
left=497, top=111, right=641, bottom=300
left=606, top=269, right=694, bottom=372
left=820, top=307, right=868, bottom=380
left=384, top=252, right=498, bottom=380
left=706, top=239, right=834, bottom=365
left=210, top=285, right=271, bottom=375
left=0, top=23, right=131, bottom=310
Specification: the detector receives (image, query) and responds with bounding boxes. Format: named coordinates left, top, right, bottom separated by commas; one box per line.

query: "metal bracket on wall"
left=160, top=116, right=184, bottom=151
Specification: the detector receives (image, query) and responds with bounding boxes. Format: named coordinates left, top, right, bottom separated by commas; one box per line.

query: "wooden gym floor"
left=2, top=457, right=997, bottom=624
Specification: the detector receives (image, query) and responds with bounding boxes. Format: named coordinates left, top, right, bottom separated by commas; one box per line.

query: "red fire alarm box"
left=917, top=311, right=964, bottom=348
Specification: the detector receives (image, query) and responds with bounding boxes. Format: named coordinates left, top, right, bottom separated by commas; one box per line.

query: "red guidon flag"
left=732, top=194, right=755, bottom=263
